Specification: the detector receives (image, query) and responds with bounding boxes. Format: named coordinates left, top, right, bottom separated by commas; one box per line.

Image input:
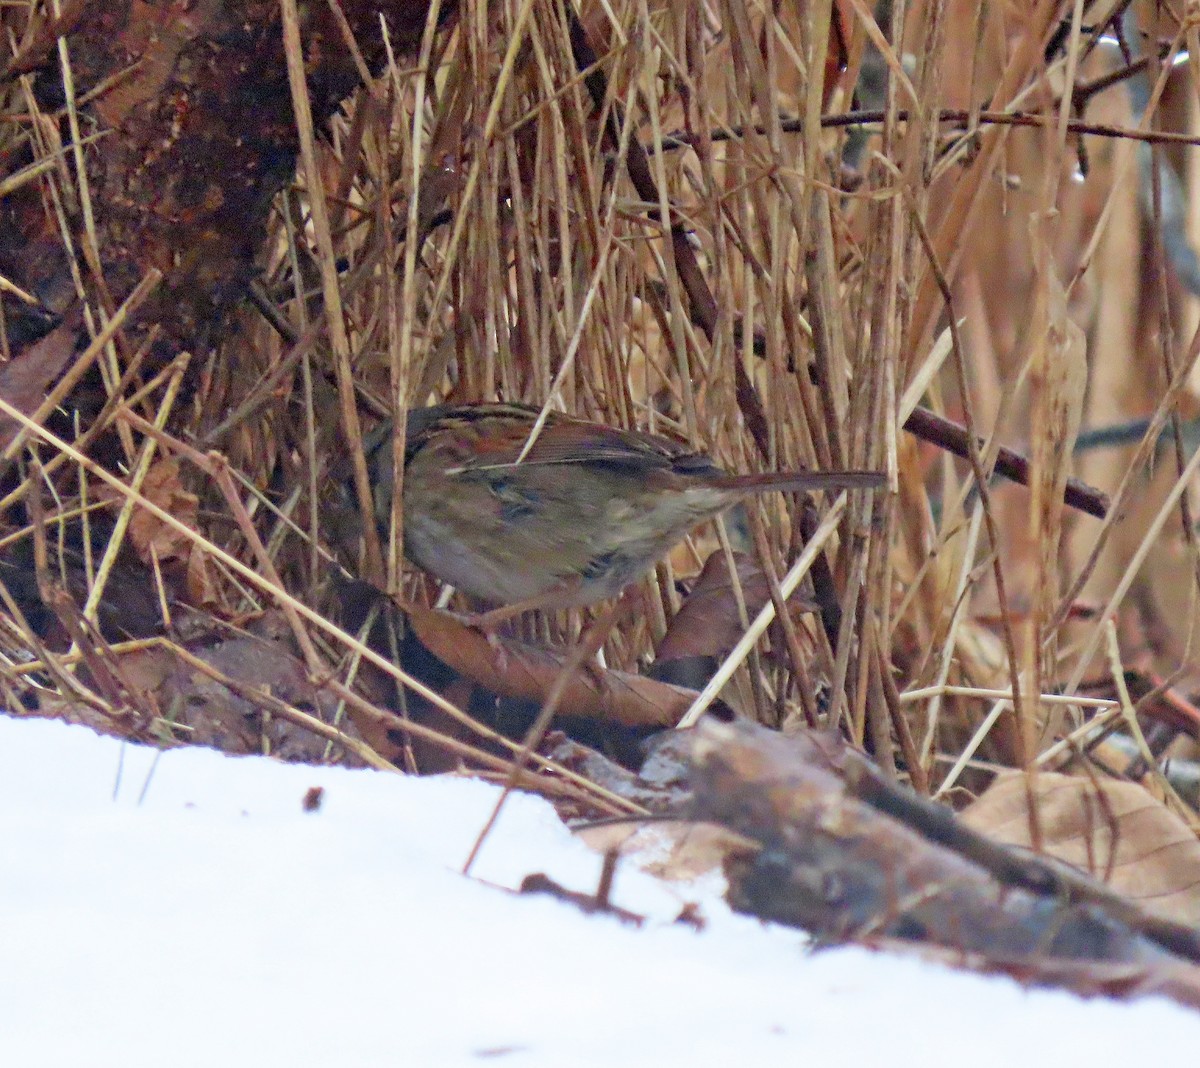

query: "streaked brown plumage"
left=359, top=402, right=883, bottom=610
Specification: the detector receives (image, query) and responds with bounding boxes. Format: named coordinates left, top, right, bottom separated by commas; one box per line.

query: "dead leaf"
left=93, top=457, right=199, bottom=566
left=962, top=770, right=1200, bottom=925
left=652, top=550, right=818, bottom=695
left=127, top=460, right=198, bottom=564
left=185, top=547, right=217, bottom=607
left=0, top=313, right=80, bottom=451
left=405, top=605, right=696, bottom=728
left=657, top=549, right=816, bottom=662
left=106, top=635, right=351, bottom=762
left=576, top=820, right=758, bottom=884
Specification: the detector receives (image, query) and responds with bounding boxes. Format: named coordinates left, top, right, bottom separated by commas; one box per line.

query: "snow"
left=2, top=714, right=1198, bottom=1067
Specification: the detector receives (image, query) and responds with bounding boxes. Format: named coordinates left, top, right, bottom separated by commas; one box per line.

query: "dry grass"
left=1, top=0, right=1200, bottom=819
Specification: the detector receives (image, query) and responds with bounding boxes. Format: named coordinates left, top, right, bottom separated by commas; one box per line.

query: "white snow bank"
left=1, top=714, right=1197, bottom=1067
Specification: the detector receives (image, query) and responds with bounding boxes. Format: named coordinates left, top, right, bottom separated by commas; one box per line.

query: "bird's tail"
left=715, top=469, right=886, bottom=494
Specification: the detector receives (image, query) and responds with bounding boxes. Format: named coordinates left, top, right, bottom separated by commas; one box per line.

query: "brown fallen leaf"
left=95, top=458, right=199, bottom=566
left=576, top=820, right=758, bottom=884
left=127, top=460, right=198, bottom=564
left=0, top=311, right=81, bottom=451
left=405, top=605, right=698, bottom=728
left=650, top=549, right=821, bottom=702
left=655, top=550, right=774, bottom=667
left=962, top=770, right=1200, bottom=926
left=105, top=634, right=352, bottom=762
left=185, top=545, right=219, bottom=608
left=655, top=549, right=819, bottom=665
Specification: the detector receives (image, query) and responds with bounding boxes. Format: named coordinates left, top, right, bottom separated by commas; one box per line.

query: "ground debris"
left=689, top=720, right=1200, bottom=1008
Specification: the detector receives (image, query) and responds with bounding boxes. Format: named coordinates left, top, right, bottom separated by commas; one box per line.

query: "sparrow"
left=356, top=402, right=883, bottom=614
